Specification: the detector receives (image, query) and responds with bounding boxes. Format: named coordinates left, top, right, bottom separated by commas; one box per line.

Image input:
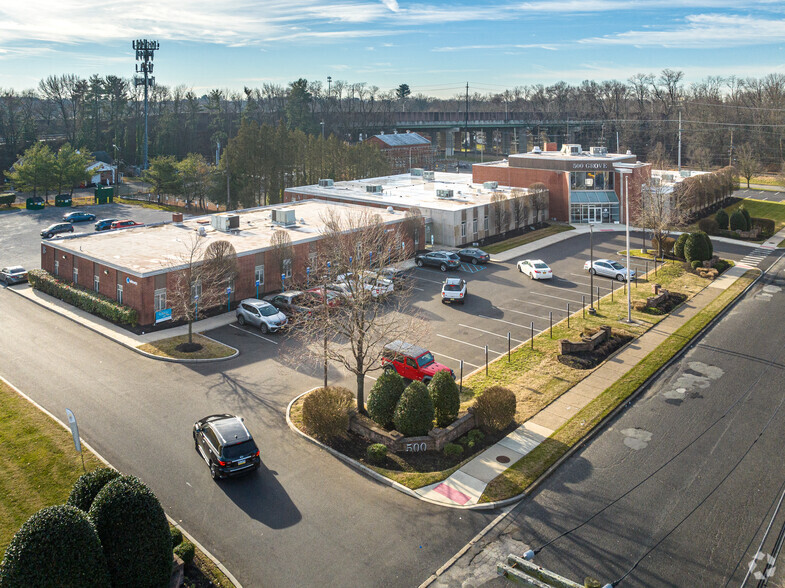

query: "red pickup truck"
left=381, top=340, right=455, bottom=384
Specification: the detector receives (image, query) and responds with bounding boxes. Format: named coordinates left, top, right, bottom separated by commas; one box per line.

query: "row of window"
left=53, top=261, right=125, bottom=303
left=459, top=215, right=490, bottom=238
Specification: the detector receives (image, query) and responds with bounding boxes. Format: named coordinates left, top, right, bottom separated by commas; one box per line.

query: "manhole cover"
left=496, top=455, right=511, bottom=464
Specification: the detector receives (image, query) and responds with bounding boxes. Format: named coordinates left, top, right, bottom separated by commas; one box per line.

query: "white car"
left=584, top=259, right=636, bottom=281
left=441, top=277, right=467, bottom=304
left=517, top=259, right=552, bottom=280
left=336, top=271, right=394, bottom=298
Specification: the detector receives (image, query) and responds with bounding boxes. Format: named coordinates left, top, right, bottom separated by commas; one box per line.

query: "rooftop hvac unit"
left=423, top=170, right=435, bottom=180
left=211, top=214, right=234, bottom=232
left=318, top=178, right=334, bottom=187
left=272, top=208, right=296, bottom=226
left=590, top=146, right=608, bottom=156
left=483, top=181, right=498, bottom=190
left=365, top=184, right=383, bottom=194
left=410, top=168, right=424, bottom=176
left=436, top=189, right=454, bottom=199
left=227, top=214, right=239, bottom=229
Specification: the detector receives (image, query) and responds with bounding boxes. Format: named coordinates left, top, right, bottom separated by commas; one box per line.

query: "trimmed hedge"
left=174, top=539, right=195, bottom=565
left=171, top=526, right=184, bottom=548
left=674, top=233, right=689, bottom=260
left=366, top=443, right=388, bottom=464
left=697, top=217, right=719, bottom=236
left=302, top=386, right=353, bottom=441
left=367, top=370, right=406, bottom=428
left=0, top=505, right=110, bottom=588
left=740, top=206, right=752, bottom=231
left=443, top=443, right=463, bottom=458
left=691, top=260, right=702, bottom=270
left=428, top=370, right=460, bottom=427
left=715, top=209, right=729, bottom=230
left=685, top=231, right=711, bottom=263
left=474, top=386, right=516, bottom=432
left=67, top=467, right=121, bottom=513
left=729, top=210, right=747, bottom=231
left=28, top=269, right=138, bottom=326
left=393, top=381, right=435, bottom=437
left=88, top=475, right=172, bottom=588
left=752, top=217, right=775, bottom=237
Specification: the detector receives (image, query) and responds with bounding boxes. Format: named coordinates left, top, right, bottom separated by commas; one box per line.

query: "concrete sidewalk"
left=414, top=264, right=752, bottom=507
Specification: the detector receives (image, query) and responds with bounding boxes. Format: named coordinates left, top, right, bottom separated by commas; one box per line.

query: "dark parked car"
left=41, top=222, right=74, bottom=238
left=94, top=218, right=119, bottom=231
left=193, top=414, right=261, bottom=480
left=63, top=210, right=96, bottom=223
left=415, top=251, right=461, bottom=272
left=456, top=248, right=490, bottom=265
left=0, top=266, right=27, bottom=285
left=110, top=219, right=143, bottom=230
left=263, top=291, right=322, bottom=319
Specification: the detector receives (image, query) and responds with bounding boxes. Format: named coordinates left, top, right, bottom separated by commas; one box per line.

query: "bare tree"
left=490, top=193, right=510, bottom=235
left=510, top=188, right=526, bottom=230
left=167, top=234, right=238, bottom=345
left=402, top=208, right=424, bottom=249
left=637, top=180, right=688, bottom=257
left=269, top=230, right=293, bottom=290
left=291, top=208, right=426, bottom=414
left=736, top=143, right=760, bottom=188
left=529, top=183, right=548, bottom=224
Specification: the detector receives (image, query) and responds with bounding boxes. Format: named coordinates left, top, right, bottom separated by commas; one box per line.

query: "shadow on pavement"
left=217, top=463, right=302, bottom=529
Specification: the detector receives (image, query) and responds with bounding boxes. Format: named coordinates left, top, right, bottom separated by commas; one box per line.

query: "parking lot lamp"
left=615, top=164, right=635, bottom=323
left=588, top=224, right=596, bottom=315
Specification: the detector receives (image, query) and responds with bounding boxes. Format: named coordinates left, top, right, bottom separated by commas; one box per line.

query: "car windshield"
left=534, top=263, right=549, bottom=269
left=446, top=253, right=460, bottom=261
left=417, top=352, right=435, bottom=367
left=444, top=283, right=463, bottom=291
left=259, top=306, right=278, bottom=317
left=222, top=440, right=257, bottom=459
left=8, top=267, right=24, bottom=274
left=610, top=262, right=624, bottom=270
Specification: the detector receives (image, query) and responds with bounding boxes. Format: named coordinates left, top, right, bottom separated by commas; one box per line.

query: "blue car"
left=94, top=218, right=119, bottom=231
left=63, top=210, right=96, bottom=223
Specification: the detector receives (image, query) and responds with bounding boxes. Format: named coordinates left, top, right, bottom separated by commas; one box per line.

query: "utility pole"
left=465, top=82, right=469, bottom=158
left=132, top=39, right=159, bottom=171
left=677, top=108, right=682, bottom=172
left=729, top=129, right=734, bottom=167
left=616, top=131, right=620, bottom=153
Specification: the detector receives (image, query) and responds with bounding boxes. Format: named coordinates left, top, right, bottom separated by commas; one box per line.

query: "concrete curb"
left=7, top=286, right=239, bottom=363
left=0, top=374, right=243, bottom=588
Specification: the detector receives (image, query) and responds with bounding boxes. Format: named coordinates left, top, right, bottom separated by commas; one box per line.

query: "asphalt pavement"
left=429, top=253, right=785, bottom=588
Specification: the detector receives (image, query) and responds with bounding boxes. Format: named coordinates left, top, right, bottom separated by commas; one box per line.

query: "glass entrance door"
left=589, top=206, right=602, bottom=223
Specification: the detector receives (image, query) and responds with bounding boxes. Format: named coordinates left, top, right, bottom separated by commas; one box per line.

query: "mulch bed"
left=176, top=342, right=203, bottom=353
left=557, top=333, right=634, bottom=370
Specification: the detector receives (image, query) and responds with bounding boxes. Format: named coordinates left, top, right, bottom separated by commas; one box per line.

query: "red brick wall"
left=473, top=165, right=567, bottom=221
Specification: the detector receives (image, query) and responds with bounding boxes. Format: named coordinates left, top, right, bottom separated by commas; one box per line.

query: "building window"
left=191, top=280, right=202, bottom=301
left=255, top=265, right=264, bottom=286
left=484, top=215, right=489, bottom=231
left=117, top=284, right=123, bottom=304
left=154, top=288, right=167, bottom=312
left=72, top=267, right=78, bottom=284
left=54, top=260, right=59, bottom=276
left=461, top=221, right=466, bottom=238
left=93, top=275, right=100, bottom=293
left=473, top=218, right=478, bottom=235
left=308, top=252, right=317, bottom=270
left=283, top=259, right=292, bottom=278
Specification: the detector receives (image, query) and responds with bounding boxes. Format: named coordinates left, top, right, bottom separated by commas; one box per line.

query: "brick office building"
left=40, top=201, right=422, bottom=328
left=473, top=144, right=650, bottom=224
left=366, top=132, right=434, bottom=173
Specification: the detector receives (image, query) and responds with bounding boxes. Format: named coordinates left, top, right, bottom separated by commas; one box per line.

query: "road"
left=431, top=254, right=785, bottom=588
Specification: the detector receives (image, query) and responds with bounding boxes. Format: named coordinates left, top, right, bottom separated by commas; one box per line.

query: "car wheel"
left=260, top=323, right=268, bottom=334
left=423, top=377, right=432, bottom=386
left=45, top=232, right=52, bottom=238
left=616, top=274, right=625, bottom=282
left=439, top=264, right=447, bottom=272
left=472, top=258, right=478, bottom=265
left=416, top=259, right=424, bottom=267
left=237, top=315, right=245, bottom=326
left=518, top=266, right=523, bottom=273
left=589, top=268, right=596, bottom=275
left=210, top=463, right=219, bottom=480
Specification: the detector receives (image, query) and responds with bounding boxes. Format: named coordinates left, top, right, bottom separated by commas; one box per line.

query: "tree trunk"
left=356, top=372, right=366, bottom=415
left=188, top=319, right=193, bottom=344
left=323, top=332, right=328, bottom=389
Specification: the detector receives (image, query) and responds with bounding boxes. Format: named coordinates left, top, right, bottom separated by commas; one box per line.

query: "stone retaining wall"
left=349, top=410, right=476, bottom=453
left=559, top=325, right=612, bottom=354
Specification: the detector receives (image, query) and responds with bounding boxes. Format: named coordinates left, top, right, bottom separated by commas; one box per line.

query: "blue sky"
left=1, top=0, right=784, bottom=97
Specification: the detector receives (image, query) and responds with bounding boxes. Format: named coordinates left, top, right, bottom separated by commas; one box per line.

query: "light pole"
left=112, top=144, right=119, bottom=186
left=588, top=224, right=596, bottom=314
left=327, top=76, right=332, bottom=96
left=615, top=164, right=636, bottom=323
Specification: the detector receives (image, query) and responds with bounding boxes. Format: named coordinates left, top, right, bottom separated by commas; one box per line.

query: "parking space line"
left=228, top=324, right=278, bottom=344
left=458, top=324, right=525, bottom=343
left=513, top=298, right=566, bottom=313
left=412, top=274, right=444, bottom=285
left=436, top=334, right=503, bottom=355
left=497, top=307, right=549, bottom=320
left=530, top=290, right=585, bottom=303
left=433, top=352, right=480, bottom=369
left=478, top=315, right=543, bottom=332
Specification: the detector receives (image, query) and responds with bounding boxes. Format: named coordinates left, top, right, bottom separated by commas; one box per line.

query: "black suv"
left=415, top=250, right=461, bottom=271
left=41, top=222, right=75, bottom=239
left=193, top=414, right=261, bottom=480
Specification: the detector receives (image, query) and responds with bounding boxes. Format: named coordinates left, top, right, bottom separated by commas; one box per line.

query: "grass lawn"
left=479, top=269, right=759, bottom=502
left=484, top=224, right=575, bottom=255
left=138, top=333, right=236, bottom=359
left=689, top=199, right=785, bottom=237
left=749, top=175, right=785, bottom=187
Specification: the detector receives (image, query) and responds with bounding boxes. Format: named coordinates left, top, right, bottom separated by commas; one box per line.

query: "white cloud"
left=381, top=0, right=400, bottom=11
left=433, top=43, right=559, bottom=52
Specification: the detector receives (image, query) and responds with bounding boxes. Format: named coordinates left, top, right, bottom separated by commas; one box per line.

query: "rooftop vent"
left=532, top=146, right=542, bottom=154
left=272, top=208, right=296, bottom=227
left=589, top=146, right=608, bottom=156
left=365, top=184, right=383, bottom=194
left=386, top=206, right=395, bottom=214
left=318, top=178, right=334, bottom=188
left=410, top=168, right=424, bottom=177
left=423, top=170, right=435, bottom=180
left=483, top=181, right=499, bottom=190
left=198, top=226, right=207, bottom=236
left=436, top=189, right=454, bottom=199
left=626, top=150, right=632, bottom=155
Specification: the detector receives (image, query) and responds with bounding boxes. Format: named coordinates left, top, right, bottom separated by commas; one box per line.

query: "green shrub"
left=0, top=505, right=109, bottom=588
left=740, top=205, right=752, bottom=230
left=367, top=370, right=406, bottom=427
left=27, top=269, right=138, bottom=326
left=0, top=193, right=14, bottom=207
left=702, top=231, right=713, bottom=259
left=715, top=209, right=729, bottom=230
left=691, top=260, right=702, bottom=270
left=67, top=467, right=120, bottom=512
left=714, top=259, right=731, bottom=274
left=673, top=233, right=689, bottom=260
left=393, top=381, right=434, bottom=437
left=170, top=526, right=183, bottom=548
left=729, top=210, right=747, bottom=231
left=366, top=443, right=388, bottom=464
left=428, top=370, right=460, bottom=427
left=443, top=443, right=463, bottom=458
left=174, top=539, right=195, bottom=566
left=752, top=217, right=775, bottom=237
left=698, top=217, right=719, bottom=235
left=467, top=429, right=485, bottom=445
left=684, top=231, right=711, bottom=263
left=474, top=386, right=516, bottom=432
left=302, top=386, right=353, bottom=441
left=88, top=475, right=172, bottom=588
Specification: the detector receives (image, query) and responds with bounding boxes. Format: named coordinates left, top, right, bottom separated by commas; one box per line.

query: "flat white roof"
left=49, top=200, right=404, bottom=277
left=287, top=172, right=526, bottom=211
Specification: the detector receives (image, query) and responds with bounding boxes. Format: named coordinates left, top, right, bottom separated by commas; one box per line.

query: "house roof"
left=371, top=132, right=430, bottom=147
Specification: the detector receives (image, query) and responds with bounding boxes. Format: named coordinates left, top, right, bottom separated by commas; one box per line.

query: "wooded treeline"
left=2, top=70, right=785, bottom=176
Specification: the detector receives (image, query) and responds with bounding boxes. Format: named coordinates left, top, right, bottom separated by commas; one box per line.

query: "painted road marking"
left=412, top=274, right=444, bottom=285
left=434, top=352, right=480, bottom=369
left=530, top=290, right=586, bottom=303
left=498, top=307, right=549, bottom=320
left=513, top=298, right=566, bottom=312
left=458, top=323, right=525, bottom=343
left=229, top=324, right=278, bottom=344
left=436, top=334, right=503, bottom=355
left=478, top=315, right=539, bottom=331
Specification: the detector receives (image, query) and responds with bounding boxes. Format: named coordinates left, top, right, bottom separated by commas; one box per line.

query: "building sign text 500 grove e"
left=570, top=162, right=611, bottom=170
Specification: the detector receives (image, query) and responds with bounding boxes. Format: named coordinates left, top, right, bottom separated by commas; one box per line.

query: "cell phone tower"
left=132, top=39, right=159, bottom=171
